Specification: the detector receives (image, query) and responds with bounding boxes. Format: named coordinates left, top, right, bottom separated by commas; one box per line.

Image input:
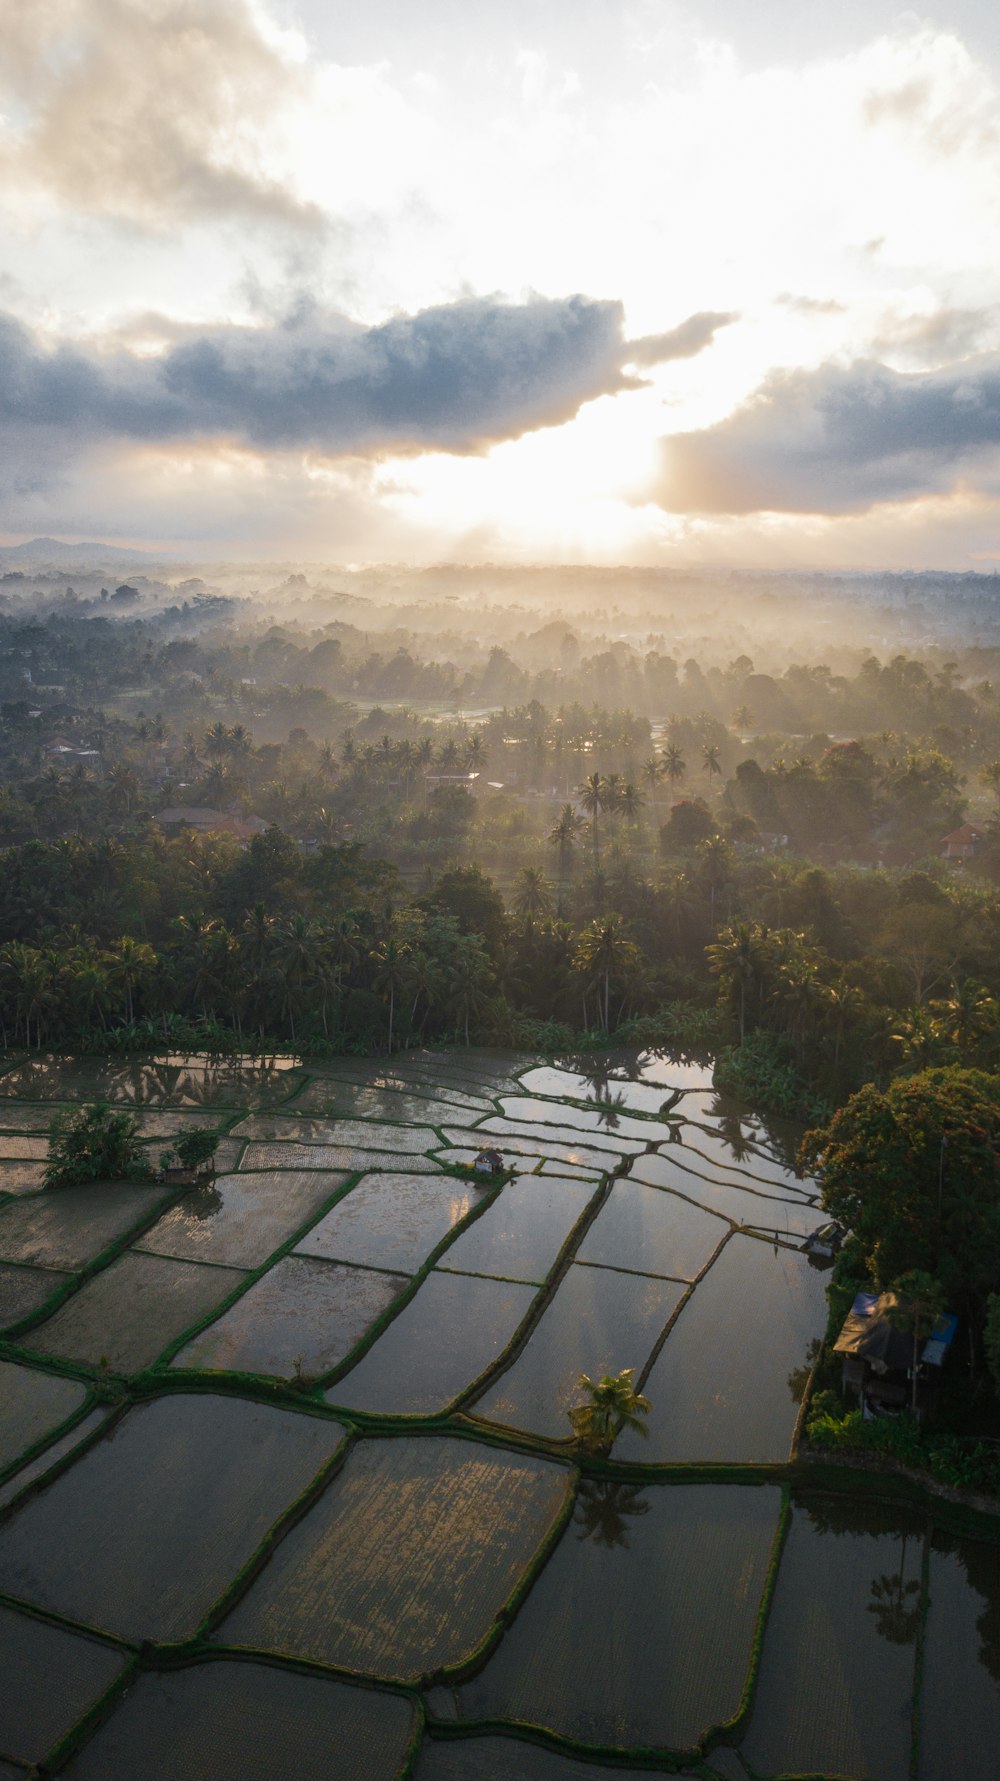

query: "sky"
left=3, top=0, right=1000, bottom=567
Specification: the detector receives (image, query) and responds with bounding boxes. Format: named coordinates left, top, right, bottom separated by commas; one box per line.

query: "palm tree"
left=602, top=772, right=625, bottom=826
left=228, top=723, right=254, bottom=764
left=573, top=914, right=639, bottom=1031
left=706, top=920, right=771, bottom=1045
left=618, top=781, right=644, bottom=826
left=979, top=759, right=1000, bottom=810
left=568, top=1369, right=651, bottom=1455
left=447, top=934, right=494, bottom=1045
left=930, top=978, right=998, bottom=1053
left=465, top=731, right=489, bottom=774
left=511, top=866, right=553, bottom=923
left=371, top=933, right=408, bottom=1053
left=701, top=742, right=722, bottom=782
left=109, top=936, right=156, bottom=1025
left=547, top=803, right=584, bottom=911
left=656, top=870, right=699, bottom=953
left=403, top=946, right=444, bottom=1035
left=274, top=916, right=320, bottom=1043
left=731, top=704, right=754, bottom=737
left=886, top=1271, right=947, bottom=1413
left=577, top=771, right=607, bottom=871
left=821, top=977, right=868, bottom=1073
left=204, top=721, right=230, bottom=762
left=106, top=764, right=139, bottom=816
left=696, top=834, right=733, bottom=926
left=641, top=757, right=663, bottom=800
left=662, top=743, right=686, bottom=785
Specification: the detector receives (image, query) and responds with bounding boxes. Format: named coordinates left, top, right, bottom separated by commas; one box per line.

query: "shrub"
left=173, top=1128, right=221, bottom=1171
left=715, top=1029, right=827, bottom=1122
left=44, top=1102, right=151, bottom=1189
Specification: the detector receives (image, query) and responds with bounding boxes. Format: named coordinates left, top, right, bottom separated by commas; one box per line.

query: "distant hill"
left=0, top=536, right=177, bottom=567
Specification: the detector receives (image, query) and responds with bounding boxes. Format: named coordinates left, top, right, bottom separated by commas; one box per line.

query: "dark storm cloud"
left=624, top=311, right=738, bottom=367
left=654, top=355, right=1000, bottom=515
left=0, top=295, right=643, bottom=473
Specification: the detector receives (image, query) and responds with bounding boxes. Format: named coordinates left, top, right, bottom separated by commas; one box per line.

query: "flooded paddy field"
left=0, top=1046, right=996, bottom=1778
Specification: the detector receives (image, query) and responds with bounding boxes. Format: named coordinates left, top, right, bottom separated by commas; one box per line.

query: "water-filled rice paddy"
left=616, top=1236, right=828, bottom=1463
left=233, top=1114, right=439, bottom=1151
left=413, top=1736, right=668, bottom=1779
left=918, top=1532, right=1000, bottom=1780
left=60, top=1660, right=417, bottom=1781
left=0, top=1261, right=70, bottom=1327
left=217, top=1433, right=571, bottom=1681
left=0, top=1054, right=300, bottom=1106
left=0, top=1103, right=72, bottom=1131
left=0, top=1183, right=170, bottom=1269
left=455, top=1482, right=781, bottom=1749
left=518, top=1064, right=681, bottom=1117
left=326, top=1270, right=539, bottom=1415
left=23, top=1250, right=247, bottom=1374
left=0, top=1395, right=345, bottom=1641
left=0, top=1407, right=112, bottom=1512
left=291, top=1081, right=494, bottom=1122
left=472, top=1263, right=684, bottom=1439
left=474, top=1114, right=643, bottom=1161
left=742, top=1495, right=924, bottom=1781
left=442, top=1127, right=617, bottom=1172
left=0, top=1360, right=88, bottom=1472
left=172, top=1255, right=408, bottom=1380
left=0, top=1603, right=126, bottom=1767
left=630, top=1149, right=817, bottom=1234
left=434, top=1145, right=547, bottom=1174
left=135, top=1169, right=348, bottom=1268
left=437, top=1174, right=597, bottom=1285
left=574, top=1178, right=727, bottom=1280
left=1, top=1043, right=998, bottom=1779
left=0, top=1161, right=47, bottom=1194
left=498, top=1096, right=676, bottom=1144
left=240, top=1139, right=440, bottom=1171
left=295, top=1171, right=488, bottom=1274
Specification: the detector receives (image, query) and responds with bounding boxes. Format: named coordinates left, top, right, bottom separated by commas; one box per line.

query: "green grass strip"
left=421, top=1711, right=702, bottom=1772
left=0, top=1387, right=101, bottom=1490
left=0, top=1176, right=189, bottom=1349
left=432, top=1460, right=579, bottom=1689
left=316, top=1168, right=512, bottom=1394
left=192, top=1426, right=358, bottom=1644
left=709, top=1483, right=792, bottom=1751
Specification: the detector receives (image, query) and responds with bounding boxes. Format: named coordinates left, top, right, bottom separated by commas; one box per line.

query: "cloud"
left=654, top=355, right=1000, bottom=515
left=776, top=294, right=847, bottom=316
left=0, top=0, right=319, bottom=230
left=623, top=311, right=738, bottom=367
left=870, top=304, right=998, bottom=367
left=0, top=294, right=651, bottom=483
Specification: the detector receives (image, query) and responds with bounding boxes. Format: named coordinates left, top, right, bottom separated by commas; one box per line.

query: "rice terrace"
left=0, top=1046, right=998, bottom=1780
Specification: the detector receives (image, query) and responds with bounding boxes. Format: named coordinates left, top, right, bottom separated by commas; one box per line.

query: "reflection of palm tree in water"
left=867, top=1534, right=921, bottom=1645
left=573, top=1480, right=651, bottom=1550
left=594, top=1090, right=626, bottom=1131
left=716, top=1106, right=754, bottom=1166
left=574, top=1054, right=616, bottom=1106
